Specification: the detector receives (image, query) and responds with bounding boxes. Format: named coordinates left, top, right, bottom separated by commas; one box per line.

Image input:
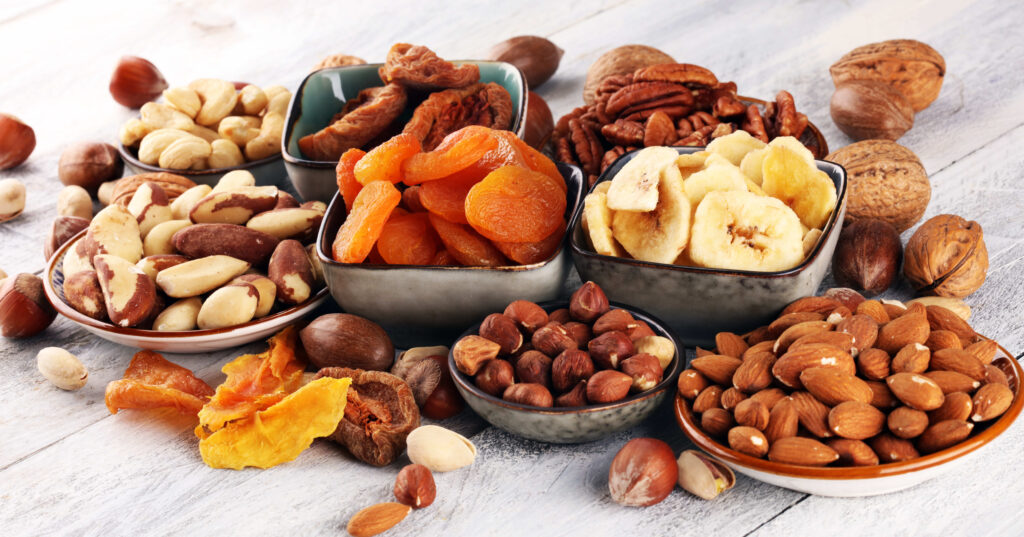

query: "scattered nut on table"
left=37, top=347, right=88, bottom=390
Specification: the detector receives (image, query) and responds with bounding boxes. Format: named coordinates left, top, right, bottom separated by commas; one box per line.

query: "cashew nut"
left=208, top=139, right=245, bottom=169
left=185, top=123, right=221, bottom=143
left=213, top=170, right=256, bottom=191
left=140, top=102, right=194, bottom=131
left=238, top=85, right=269, bottom=116
left=244, top=112, right=284, bottom=161
left=163, top=87, right=201, bottom=118
left=263, top=85, right=289, bottom=102
left=217, top=116, right=261, bottom=147
left=158, top=135, right=212, bottom=170
left=120, top=118, right=153, bottom=147
left=189, top=79, right=239, bottom=127
left=138, top=128, right=192, bottom=164
left=265, top=91, right=291, bottom=117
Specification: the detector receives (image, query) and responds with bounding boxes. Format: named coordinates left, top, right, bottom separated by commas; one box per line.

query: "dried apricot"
left=428, top=213, right=507, bottom=266
left=353, top=133, right=422, bottom=185
left=402, top=185, right=425, bottom=212
left=366, top=243, right=387, bottom=264
left=503, top=132, right=565, bottom=193
left=402, top=129, right=498, bottom=185
left=418, top=173, right=479, bottom=224
left=332, top=181, right=402, bottom=263
left=336, top=148, right=366, bottom=212
left=493, top=221, right=565, bottom=264
left=105, top=350, right=215, bottom=416
left=377, top=212, right=440, bottom=265
left=430, top=249, right=457, bottom=266
left=465, top=166, right=566, bottom=243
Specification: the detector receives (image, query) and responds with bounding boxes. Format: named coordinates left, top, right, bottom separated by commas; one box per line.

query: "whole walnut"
left=904, top=214, right=988, bottom=298
left=830, top=39, right=945, bottom=112
left=583, top=45, right=674, bottom=105
left=826, top=140, right=930, bottom=233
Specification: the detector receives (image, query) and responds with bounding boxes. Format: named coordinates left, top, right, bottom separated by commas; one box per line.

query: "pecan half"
left=569, top=118, right=603, bottom=178
left=675, top=125, right=715, bottom=147
left=714, top=95, right=746, bottom=117
left=601, top=146, right=627, bottom=173
left=403, top=82, right=513, bottom=150
left=765, top=90, right=806, bottom=138
left=643, top=111, right=677, bottom=147
left=601, top=119, right=644, bottom=146
left=605, top=82, right=693, bottom=120
left=379, top=43, right=480, bottom=91
left=594, top=74, right=635, bottom=105
left=741, top=104, right=770, bottom=143
left=299, top=84, right=408, bottom=160
left=633, top=63, right=719, bottom=87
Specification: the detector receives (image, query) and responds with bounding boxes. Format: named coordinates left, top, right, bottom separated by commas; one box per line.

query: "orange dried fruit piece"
left=431, top=248, right=457, bottom=266
left=402, top=185, right=425, bottom=212
left=336, top=148, right=366, bottom=212
left=425, top=126, right=529, bottom=184
left=199, top=376, right=352, bottom=470
left=105, top=350, right=215, bottom=416
left=377, top=212, right=440, bottom=265
left=428, top=213, right=507, bottom=266
left=353, top=133, right=422, bottom=185
left=419, top=172, right=479, bottom=224
left=493, top=220, right=566, bottom=264
left=332, top=180, right=402, bottom=263
left=402, top=129, right=498, bottom=185
left=465, top=165, right=567, bottom=243
left=500, top=130, right=566, bottom=193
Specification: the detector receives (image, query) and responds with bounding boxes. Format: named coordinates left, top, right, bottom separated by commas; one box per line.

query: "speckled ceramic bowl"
left=570, top=146, right=847, bottom=347
left=118, top=143, right=287, bottom=188
left=675, top=341, right=1023, bottom=496
left=449, top=301, right=683, bottom=443
left=283, top=61, right=528, bottom=203
left=316, top=162, right=583, bottom=346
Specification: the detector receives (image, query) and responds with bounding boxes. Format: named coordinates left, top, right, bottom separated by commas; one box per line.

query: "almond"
left=930, top=348, right=986, bottom=381
left=772, top=343, right=855, bottom=389
left=734, top=399, right=770, bottom=430
left=971, top=383, right=1014, bottom=422
left=790, top=331, right=856, bottom=355
left=773, top=321, right=832, bottom=354
left=749, top=387, right=787, bottom=410
left=984, top=364, right=1009, bottom=386
left=965, top=339, right=997, bottom=365
left=727, top=426, right=769, bottom=457
left=677, top=369, right=708, bottom=399
left=923, top=370, right=980, bottom=394
left=781, top=296, right=841, bottom=316
left=768, top=437, right=838, bottom=466
left=732, top=351, right=775, bottom=393
left=790, top=391, right=832, bottom=438
left=347, top=502, right=411, bottom=537
left=866, top=380, right=899, bottom=409
left=856, top=348, right=891, bottom=380
left=902, top=301, right=926, bottom=317
left=695, top=347, right=714, bottom=357
left=876, top=313, right=930, bottom=354
left=856, top=299, right=890, bottom=324
left=886, top=372, right=945, bottom=411
left=764, top=397, right=799, bottom=443
left=870, top=433, right=919, bottom=463
left=908, top=297, right=971, bottom=320
left=881, top=299, right=909, bottom=318
left=827, top=438, right=879, bottom=466
left=700, top=408, right=735, bottom=437
left=692, top=385, right=724, bottom=413
left=801, top=367, right=873, bottom=405
left=720, top=387, right=748, bottom=411
left=690, top=355, right=742, bottom=385
left=826, top=306, right=852, bottom=324
left=742, top=340, right=776, bottom=359
left=828, top=401, right=885, bottom=439
left=766, top=312, right=825, bottom=339
left=916, top=420, right=973, bottom=454
left=928, top=392, right=973, bottom=423
left=924, top=330, right=963, bottom=352
left=835, top=314, right=878, bottom=354
left=715, top=331, right=748, bottom=358
left=744, top=325, right=772, bottom=344
left=887, top=406, right=929, bottom=438
left=891, top=343, right=930, bottom=374
left=925, top=305, right=976, bottom=346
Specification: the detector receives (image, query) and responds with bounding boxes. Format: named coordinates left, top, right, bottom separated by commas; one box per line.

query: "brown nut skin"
left=63, top=270, right=107, bottom=321
left=479, top=313, right=523, bottom=355
left=267, top=239, right=315, bottom=305
left=563, top=322, right=592, bottom=348
left=0, top=274, right=57, bottom=337
left=903, top=214, right=988, bottom=299
left=0, top=114, right=35, bottom=170
left=620, top=353, right=663, bottom=392
left=830, top=39, right=945, bottom=112
left=583, top=44, right=675, bottom=105
left=172, top=224, right=280, bottom=266
left=420, top=355, right=465, bottom=420
left=488, top=35, right=563, bottom=88
left=555, top=381, right=589, bottom=407
left=588, top=331, right=636, bottom=370
left=677, top=369, right=709, bottom=400
left=548, top=307, right=571, bottom=324
left=523, top=91, right=554, bottom=149
left=593, top=308, right=637, bottom=335
left=109, top=56, right=168, bottom=108
left=45, top=216, right=90, bottom=261
left=608, top=437, right=677, bottom=507
left=58, top=142, right=123, bottom=192
left=393, top=464, right=436, bottom=509
left=586, top=370, right=632, bottom=403
left=515, top=350, right=553, bottom=389
left=830, top=80, right=914, bottom=141
left=503, top=300, right=548, bottom=335
left=531, top=321, right=577, bottom=357
left=503, top=383, right=553, bottom=407
left=475, top=358, right=515, bottom=397
left=552, top=349, right=595, bottom=393
left=569, top=280, right=609, bottom=323
left=701, top=407, right=735, bottom=437
left=832, top=219, right=903, bottom=296
left=299, top=313, right=394, bottom=371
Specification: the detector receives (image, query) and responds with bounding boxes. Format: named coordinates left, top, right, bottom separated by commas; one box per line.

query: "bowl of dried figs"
left=447, top=281, right=683, bottom=443
left=673, top=292, right=1023, bottom=497
left=283, top=43, right=528, bottom=203
left=570, top=135, right=847, bottom=347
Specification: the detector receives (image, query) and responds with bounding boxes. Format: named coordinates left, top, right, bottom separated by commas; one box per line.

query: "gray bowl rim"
left=314, top=161, right=584, bottom=272
left=448, top=299, right=684, bottom=414
left=568, top=145, right=848, bottom=279
left=117, top=141, right=282, bottom=177
left=282, top=60, right=528, bottom=167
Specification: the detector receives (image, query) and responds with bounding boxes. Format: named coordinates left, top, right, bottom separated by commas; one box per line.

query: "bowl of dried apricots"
left=315, top=125, right=584, bottom=341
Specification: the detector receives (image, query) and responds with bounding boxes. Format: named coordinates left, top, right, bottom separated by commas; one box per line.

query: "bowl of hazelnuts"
left=447, top=281, right=682, bottom=443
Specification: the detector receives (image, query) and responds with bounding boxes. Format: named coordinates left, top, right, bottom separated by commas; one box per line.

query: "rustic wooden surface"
left=1, top=0, right=1022, bottom=535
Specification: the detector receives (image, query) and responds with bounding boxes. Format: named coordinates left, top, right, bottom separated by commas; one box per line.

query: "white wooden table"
left=2, top=1, right=1022, bottom=535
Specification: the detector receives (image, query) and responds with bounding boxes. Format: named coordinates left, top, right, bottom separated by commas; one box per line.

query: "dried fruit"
left=380, top=43, right=480, bottom=90
left=299, top=84, right=408, bottom=161
left=354, top=133, right=422, bottom=185
left=608, top=438, right=678, bottom=507
left=377, top=212, right=441, bottom=265
left=904, top=214, right=988, bottom=298
left=465, top=166, right=566, bottom=243
left=105, top=350, right=214, bottom=414
left=332, top=180, right=402, bottom=263
left=429, top=213, right=507, bottom=266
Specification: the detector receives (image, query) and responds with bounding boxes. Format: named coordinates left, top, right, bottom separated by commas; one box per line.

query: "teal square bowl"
left=282, top=61, right=527, bottom=203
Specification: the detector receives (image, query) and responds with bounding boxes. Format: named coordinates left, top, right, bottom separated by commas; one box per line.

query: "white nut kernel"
left=158, top=136, right=212, bottom=170
left=163, top=87, right=202, bottom=118
left=212, top=170, right=256, bottom=193
left=237, top=85, right=269, bottom=115
left=197, top=282, right=258, bottom=329
left=0, top=178, right=26, bottom=222
left=171, top=184, right=213, bottom=220
left=189, top=79, right=239, bottom=127
left=140, top=102, right=194, bottom=131
left=208, top=139, right=245, bottom=169
left=153, top=297, right=202, bottom=331
left=37, top=347, right=88, bottom=391
left=406, top=425, right=477, bottom=472
left=57, top=185, right=93, bottom=220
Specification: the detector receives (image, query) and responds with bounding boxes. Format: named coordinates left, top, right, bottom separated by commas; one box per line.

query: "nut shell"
left=58, top=142, right=122, bottom=191
left=583, top=45, right=675, bottom=105
left=488, top=35, right=563, bottom=88
left=832, top=219, right=902, bottom=296
left=830, top=39, right=945, bottom=112
left=300, top=313, right=394, bottom=371
left=826, top=140, right=929, bottom=233
left=608, top=438, right=677, bottom=507
left=830, top=80, right=914, bottom=141
left=904, top=214, right=988, bottom=298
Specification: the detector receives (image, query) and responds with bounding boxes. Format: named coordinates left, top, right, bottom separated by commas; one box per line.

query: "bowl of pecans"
left=673, top=293, right=1023, bottom=497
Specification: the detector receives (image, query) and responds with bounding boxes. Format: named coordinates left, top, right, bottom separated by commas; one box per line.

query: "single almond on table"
left=768, top=437, right=839, bottom=466
left=347, top=502, right=411, bottom=537
left=801, top=366, right=873, bottom=406
left=971, top=383, right=1013, bottom=422
left=886, top=372, right=945, bottom=411
left=887, top=406, right=929, bottom=439
left=827, top=438, right=879, bottom=466
left=828, top=401, right=885, bottom=439
left=928, top=392, right=973, bottom=423
left=917, top=420, right=973, bottom=454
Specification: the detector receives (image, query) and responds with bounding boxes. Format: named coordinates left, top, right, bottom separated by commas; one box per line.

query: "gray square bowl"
left=570, top=146, right=848, bottom=347
left=282, top=61, right=527, bottom=203
left=316, top=162, right=584, bottom=346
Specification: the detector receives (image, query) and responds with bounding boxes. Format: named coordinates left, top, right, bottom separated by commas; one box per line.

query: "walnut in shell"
left=904, top=214, right=988, bottom=298
left=825, top=140, right=930, bottom=233
left=583, top=45, right=674, bottom=106
left=830, top=39, right=945, bottom=112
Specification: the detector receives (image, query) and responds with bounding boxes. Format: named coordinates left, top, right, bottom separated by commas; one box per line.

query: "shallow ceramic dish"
left=450, top=301, right=682, bottom=443
left=282, top=61, right=527, bottom=203
left=570, top=146, right=847, bottom=347
left=316, top=162, right=582, bottom=346
left=675, top=341, right=1023, bottom=497
left=43, top=232, right=328, bottom=353
left=118, top=143, right=287, bottom=189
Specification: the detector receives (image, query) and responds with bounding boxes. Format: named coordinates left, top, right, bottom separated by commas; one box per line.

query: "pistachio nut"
left=677, top=450, right=735, bottom=500
left=406, top=425, right=476, bottom=472
left=37, top=347, right=88, bottom=391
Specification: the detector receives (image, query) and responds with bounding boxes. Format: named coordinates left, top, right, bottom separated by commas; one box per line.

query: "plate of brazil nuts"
left=42, top=172, right=329, bottom=353
left=673, top=292, right=1023, bottom=497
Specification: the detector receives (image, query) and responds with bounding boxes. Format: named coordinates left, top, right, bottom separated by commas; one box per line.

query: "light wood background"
left=1, top=0, right=1022, bottom=535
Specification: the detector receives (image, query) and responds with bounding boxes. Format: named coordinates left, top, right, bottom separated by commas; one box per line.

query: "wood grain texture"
left=0, top=0, right=1022, bottom=535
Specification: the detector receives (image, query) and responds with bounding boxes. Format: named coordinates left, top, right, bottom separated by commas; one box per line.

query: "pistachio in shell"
left=904, top=214, right=988, bottom=298
left=299, top=313, right=395, bottom=371
left=676, top=450, right=735, bottom=500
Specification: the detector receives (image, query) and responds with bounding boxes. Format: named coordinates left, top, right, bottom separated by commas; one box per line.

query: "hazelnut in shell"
left=608, top=438, right=678, bottom=507
left=0, top=273, right=57, bottom=338
left=0, top=114, right=35, bottom=170
left=109, top=56, right=168, bottom=108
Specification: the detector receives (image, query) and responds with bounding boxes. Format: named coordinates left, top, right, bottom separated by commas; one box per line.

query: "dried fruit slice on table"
left=332, top=180, right=402, bottom=263
left=464, top=165, right=566, bottom=243
left=377, top=212, right=441, bottom=265
left=336, top=148, right=366, bottom=212
left=354, top=133, right=422, bottom=185
left=105, top=350, right=215, bottom=415
left=428, top=213, right=507, bottom=266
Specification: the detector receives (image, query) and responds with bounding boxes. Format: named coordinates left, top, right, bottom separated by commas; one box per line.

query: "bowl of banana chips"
left=569, top=131, right=847, bottom=347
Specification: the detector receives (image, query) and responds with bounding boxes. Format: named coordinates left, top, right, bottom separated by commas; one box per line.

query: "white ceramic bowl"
left=43, top=233, right=328, bottom=353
